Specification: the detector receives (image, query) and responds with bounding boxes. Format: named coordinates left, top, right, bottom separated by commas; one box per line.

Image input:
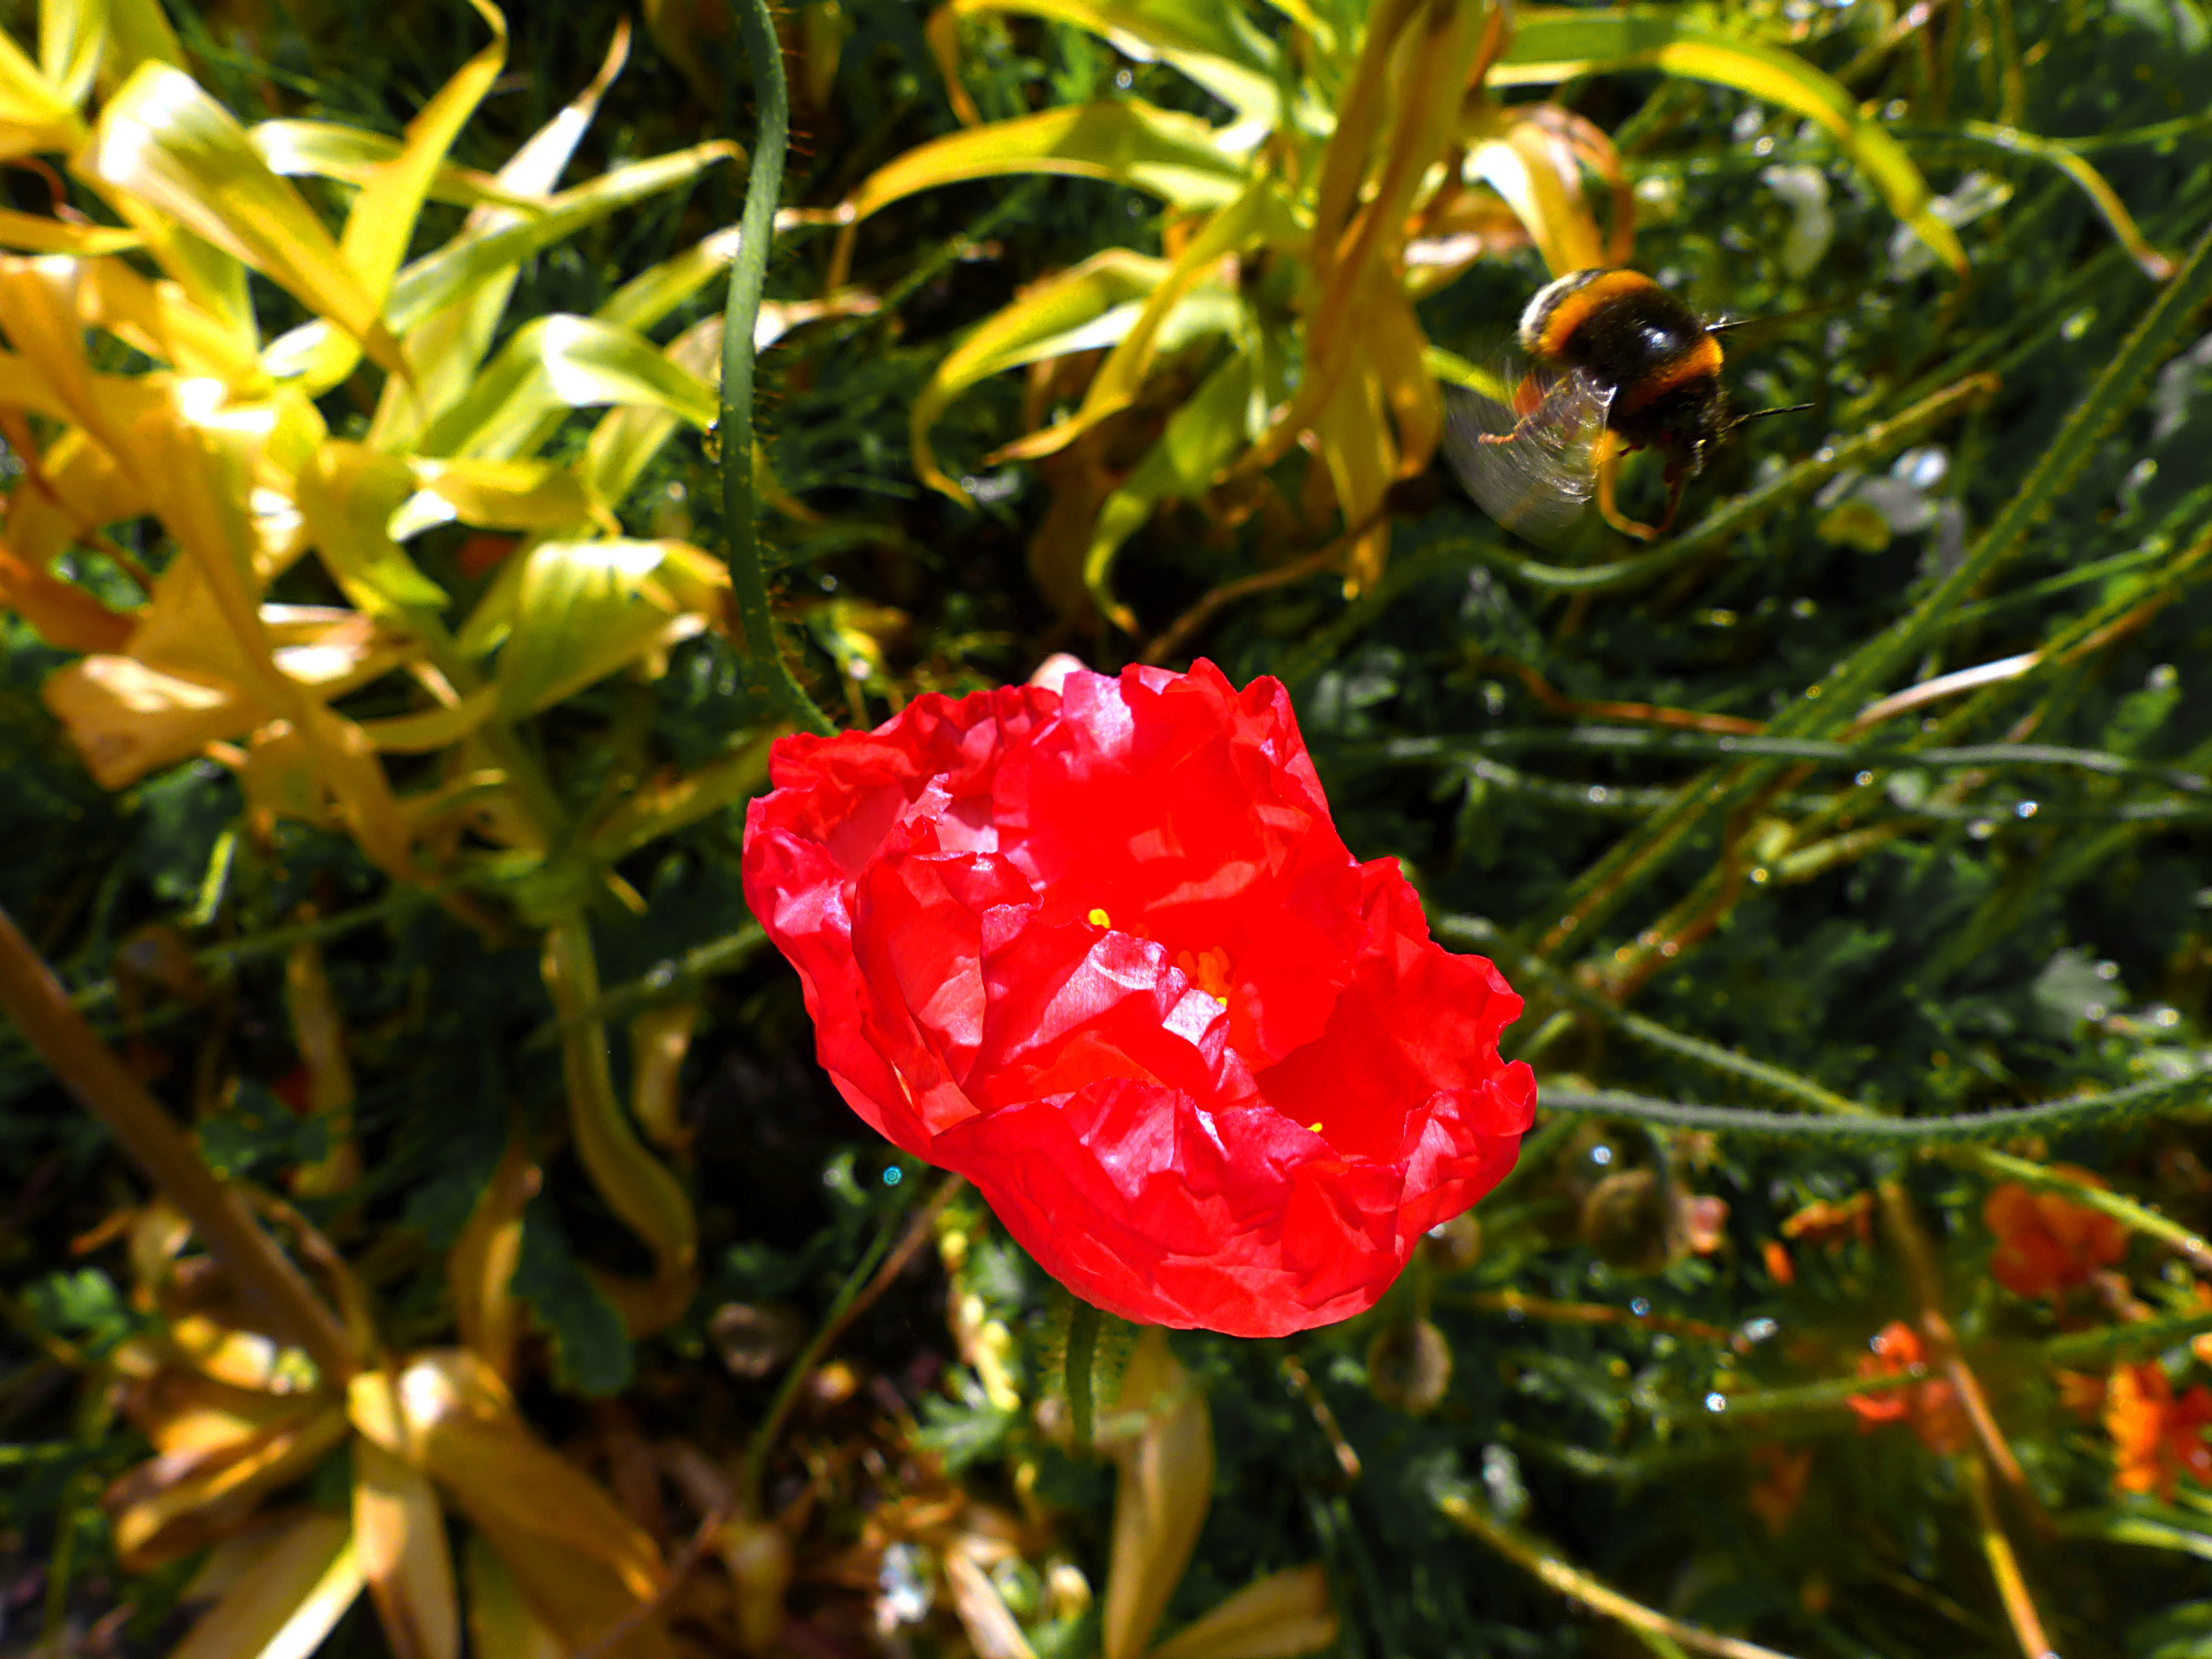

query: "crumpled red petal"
left=741, top=660, right=1535, bottom=1336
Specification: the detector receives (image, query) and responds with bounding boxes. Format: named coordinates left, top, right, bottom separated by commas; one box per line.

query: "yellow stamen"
left=1309, top=1123, right=1324, bottom=1134
left=1088, top=908, right=1111, bottom=927
left=1174, top=945, right=1235, bottom=1003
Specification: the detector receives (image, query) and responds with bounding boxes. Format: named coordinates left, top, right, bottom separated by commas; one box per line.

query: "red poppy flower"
left=740, top=661, right=1535, bottom=1337
left=1983, top=1169, right=2126, bottom=1301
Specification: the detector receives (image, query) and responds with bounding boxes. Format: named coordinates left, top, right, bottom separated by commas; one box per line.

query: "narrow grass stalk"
left=740, top=1170, right=946, bottom=1512
left=1438, top=1494, right=1806, bottom=1659
left=1961, top=1452, right=2059, bottom=1659
left=0, top=905, right=358, bottom=1383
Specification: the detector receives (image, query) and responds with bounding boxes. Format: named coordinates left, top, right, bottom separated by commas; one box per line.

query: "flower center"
left=1173, top=945, right=1234, bottom=1004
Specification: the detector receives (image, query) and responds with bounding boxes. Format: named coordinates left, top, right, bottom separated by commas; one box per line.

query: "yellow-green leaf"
left=296, top=443, right=452, bottom=617
left=400, top=457, right=607, bottom=540
left=98, top=0, right=184, bottom=90
left=910, top=247, right=1170, bottom=498
left=365, top=23, right=632, bottom=445
left=1493, top=7, right=1966, bottom=275
left=172, top=1513, right=362, bottom=1659
left=1085, top=349, right=1255, bottom=630
left=841, top=101, right=1249, bottom=229
left=355, top=1441, right=461, bottom=1659
left=0, top=27, right=85, bottom=158
left=418, top=315, right=716, bottom=462
left=82, top=63, right=409, bottom=373
left=1145, top=1566, right=1337, bottom=1659
left=310, top=0, right=508, bottom=392
left=264, top=140, right=735, bottom=386
left=40, top=0, right=106, bottom=107
left=0, top=205, right=137, bottom=253
left=1013, top=178, right=1288, bottom=462
left=930, top=0, right=1288, bottom=126
left=249, top=121, right=547, bottom=213
left=495, top=539, right=719, bottom=718
left=583, top=315, right=723, bottom=513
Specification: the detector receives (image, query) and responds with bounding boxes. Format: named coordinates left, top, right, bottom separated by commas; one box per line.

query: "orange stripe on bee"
left=1616, top=333, right=1724, bottom=415
left=1530, top=270, right=1655, bottom=359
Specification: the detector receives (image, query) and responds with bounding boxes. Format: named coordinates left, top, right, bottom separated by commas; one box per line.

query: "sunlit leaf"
left=910, top=248, right=1169, bottom=498
left=1465, top=114, right=1608, bottom=276
left=97, top=0, right=185, bottom=90
left=0, top=27, right=85, bottom=159
left=1001, top=180, right=1292, bottom=463
left=265, top=140, right=736, bottom=388
left=1102, top=1328, right=1213, bottom=1659
left=945, top=1549, right=1041, bottom=1659
left=171, top=1511, right=362, bottom=1659
left=40, top=0, right=107, bottom=107
left=248, top=121, right=546, bottom=213
left=366, top=22, right=631, bottom=447
left=354, top=1441, right=460, bottom=1659
left=583, top=315, right=724, bottom=514
left=84, top=63, right=408, bottom=375
left=928, top=0, right=1289, bottom=127
left=347, top=1352, right=664, bottom=1601
left=398, top=457, right=608, bottom=540
left=106, top=1404, right=351, bottom=1568
left=1493, top=7, right=1967, bottom=274
left=416, top=315, right=716, bottom=462
left=494, top=538, right=723, bottom=718
left=296, top=444, right=452, bottom=618
left=0, top=545, right=137, bottom=652
left=1146, top=1566, right=1338, bottom=1659
left=448, top=1135, right=538, bottom=1382
left=41, top=653, right=245, bottom=787
left=839, top=101, right=1249, bottom=233
left=74, top=252, right=263, bottom=382
left=277, top=0, right=508, bottom=389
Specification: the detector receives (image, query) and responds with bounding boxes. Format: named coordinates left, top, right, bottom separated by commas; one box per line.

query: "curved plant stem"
left=723, top=0, right=836, bottom=738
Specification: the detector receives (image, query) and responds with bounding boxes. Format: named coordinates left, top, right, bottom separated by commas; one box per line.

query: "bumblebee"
left=1441, top=268, right=1808, bottom=547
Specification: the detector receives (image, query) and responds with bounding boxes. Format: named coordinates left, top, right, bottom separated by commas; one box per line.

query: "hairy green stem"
left=1536, top=1077, right=2205, bottom=1146
left=1066, top=1297, right=1101, bottom=1448
left=724, top=0, right=836, bottom=737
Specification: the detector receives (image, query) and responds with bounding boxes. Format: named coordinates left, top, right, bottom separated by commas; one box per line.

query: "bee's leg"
left=1594, top=441, right=1662, bottom=541
left=1472, top=411, right=1544, bottom=447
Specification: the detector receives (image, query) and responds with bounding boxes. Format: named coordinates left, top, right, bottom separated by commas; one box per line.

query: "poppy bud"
left=1582, top=1168, right=1674, bottom=1274
left=1425, top=1213, right=1483, bottom=1274
left=708, top=1301, right=807, bottom=1378
left=1367, top=1319, right=1453, bottom=1415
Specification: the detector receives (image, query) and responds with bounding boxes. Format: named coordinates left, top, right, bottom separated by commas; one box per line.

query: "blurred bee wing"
left=1440, top=368, right=1612, bottom=550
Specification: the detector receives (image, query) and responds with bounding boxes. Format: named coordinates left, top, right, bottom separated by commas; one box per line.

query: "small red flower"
left=1847, top=1321, right=1968, bottom=1454
left=740, top=661, right=1535, bottom=1336
left=1747, top=1444, right=1813, bottom=1536
left=2105, top=1362, right=2212, bottom=1500
left=1984, top=1170, right=2127, bottom=1301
